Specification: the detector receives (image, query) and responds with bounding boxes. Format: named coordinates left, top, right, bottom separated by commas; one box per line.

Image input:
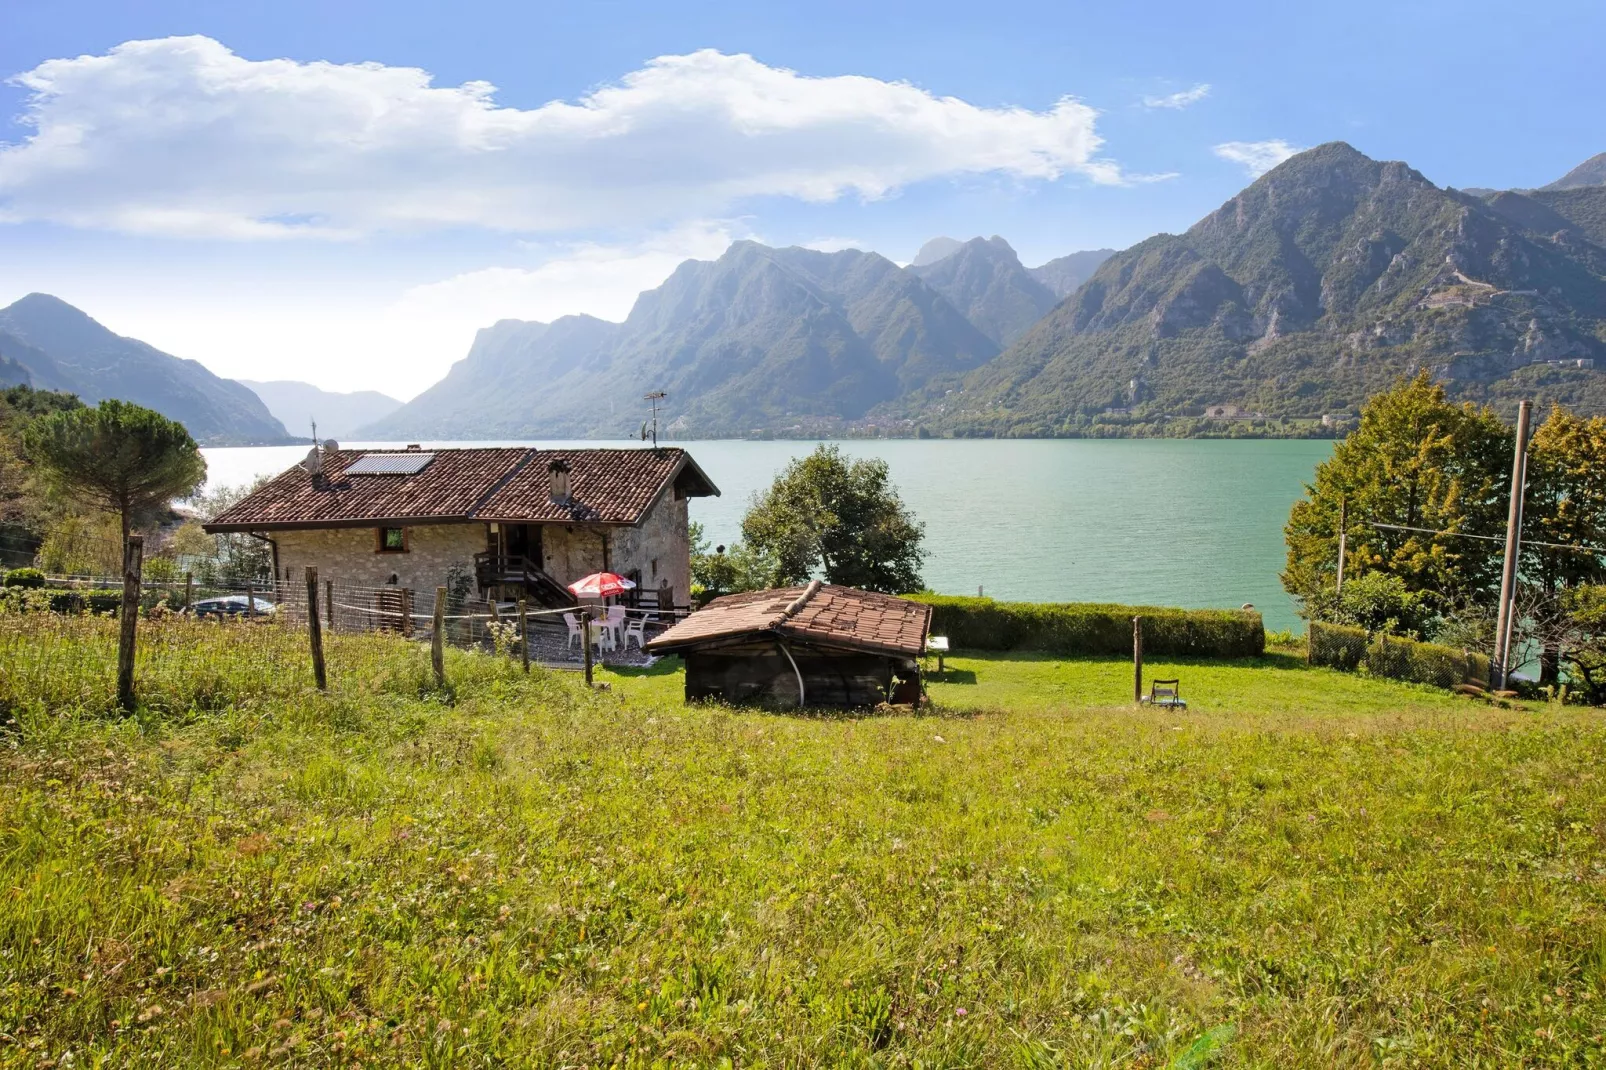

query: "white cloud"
left=396, top=222, right=739, bottom=326
left=0, top=36, right=1124, bottom=239
left=1142, top=83, right=1210, bottom=110
left=58, top=223, right=742, bottom=399
left=1213, top=139, right=1304, bottom=178
left=798, top=236, right=866, bottom=253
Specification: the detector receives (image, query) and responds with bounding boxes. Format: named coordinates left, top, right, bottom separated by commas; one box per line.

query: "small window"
left=377, top=527, right=408, bottom=553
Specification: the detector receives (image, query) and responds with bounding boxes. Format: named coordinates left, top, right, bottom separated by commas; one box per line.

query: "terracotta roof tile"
left=646, top=583, right=931, bottom=657
left=204, top=447, right=718, bottom=532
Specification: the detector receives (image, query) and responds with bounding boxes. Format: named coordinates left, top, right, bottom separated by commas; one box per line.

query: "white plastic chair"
left=563, top=612, right=583, bottom=651
left=623, top=617, right=646, bottom=651
left=603, top=606, right=627, bottom=648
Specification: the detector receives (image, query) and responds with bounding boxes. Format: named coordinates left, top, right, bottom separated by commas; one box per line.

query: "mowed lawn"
left=3, top=621, right=1605, bottom=1067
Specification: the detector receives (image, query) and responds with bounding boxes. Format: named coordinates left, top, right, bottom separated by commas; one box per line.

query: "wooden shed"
left=644, top=581, right=932, bottom=708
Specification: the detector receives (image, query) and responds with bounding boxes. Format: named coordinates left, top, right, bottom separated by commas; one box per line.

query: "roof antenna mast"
left=641, top=391, right=666, bottom=450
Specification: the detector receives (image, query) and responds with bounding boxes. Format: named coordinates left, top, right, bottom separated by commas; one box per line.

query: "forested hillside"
left=910, top=143, right=1606, bottom=435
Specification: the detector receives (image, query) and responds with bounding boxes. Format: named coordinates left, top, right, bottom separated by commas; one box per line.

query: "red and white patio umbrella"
left=567, top=571, right=637, bottom=599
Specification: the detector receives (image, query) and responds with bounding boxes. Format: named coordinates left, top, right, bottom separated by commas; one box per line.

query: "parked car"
left=188, top=595, right=277, bottom=619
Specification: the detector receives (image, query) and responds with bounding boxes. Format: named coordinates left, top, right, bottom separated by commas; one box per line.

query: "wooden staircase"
left=473, top=553, right=577, bottom=610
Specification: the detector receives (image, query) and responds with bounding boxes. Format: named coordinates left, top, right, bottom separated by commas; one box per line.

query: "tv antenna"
left=641, top=391, right=667, bottom=449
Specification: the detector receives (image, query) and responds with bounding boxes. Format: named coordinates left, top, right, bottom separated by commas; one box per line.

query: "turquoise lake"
left=200, top=438, right=1333, bottom=633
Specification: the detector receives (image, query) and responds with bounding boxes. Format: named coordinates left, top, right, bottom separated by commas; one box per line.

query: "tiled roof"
left=646, top=582, right=931, bottom=658
left=204, top=447, right=718, bottom=532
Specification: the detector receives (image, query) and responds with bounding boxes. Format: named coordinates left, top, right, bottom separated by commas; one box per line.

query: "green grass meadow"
left=2, top=617, right=1605, bottom=1067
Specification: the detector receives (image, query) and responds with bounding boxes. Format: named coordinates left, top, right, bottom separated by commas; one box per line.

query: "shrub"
left=908, top=594, right=1264, bottom=658
left=2, top=567, right=46, bottom=589
left=1308, top=620, right=1490, bottom=689
left=0, top=585, right=123, bottom=615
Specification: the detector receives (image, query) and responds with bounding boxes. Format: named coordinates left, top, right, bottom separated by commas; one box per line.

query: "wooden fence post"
left=245, top=579, right=255, bottom=620
left=486, top=596, right=501, bottom=649
left=431, top=586, right=447, bottom=689
left=518, top=599, right=530, bottom=673
left=116, top=535, right=143, bottom=712
left=582, top=605, right=595, bottom=688
left=183, top=570, right=193, bottom=611
left=1132, top=615, right=1143, bottom=705
left=306, top=567, right=327, bottom=690
left=402, top=588, right=414, bottom=639
left=325, top=579, right=334, bottom=631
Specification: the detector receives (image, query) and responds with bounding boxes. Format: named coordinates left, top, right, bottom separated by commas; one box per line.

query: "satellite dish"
left=323, top=439, right=339, bottom=452
left=300, top=447, right=322, bottom=474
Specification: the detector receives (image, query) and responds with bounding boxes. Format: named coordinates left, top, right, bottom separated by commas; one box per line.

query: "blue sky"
left=1, top=0, right=1602, bottom=397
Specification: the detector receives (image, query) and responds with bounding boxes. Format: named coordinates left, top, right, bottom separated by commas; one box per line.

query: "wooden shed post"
left=116, top=535, right=144, bottom=713
left=306, top=567, right=327, bottom=691
left=431, top=586, right=447, bottom=690
left=1132, top=615, right=1143, bottom=705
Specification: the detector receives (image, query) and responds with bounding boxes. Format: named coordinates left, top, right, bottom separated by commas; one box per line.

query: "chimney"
left=406, top=443, right=422, bottom=451
left=548, top=458, right=572, bottom=502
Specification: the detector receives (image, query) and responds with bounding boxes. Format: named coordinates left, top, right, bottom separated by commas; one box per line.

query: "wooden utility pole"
left=1132, top=615, right=1143, bottom=705
left=116, top=535, right=143, bottom=712
left=582, top=606, right=595, bottom=687
left=518, top=599, right=530, bottom=673
left=305, top=567, right=327, bottom=690
left=431, top=586, right=447, bottom=689
left=1493, top=400, right=1533, bottom=688
left=1336, top=498, right=1348, bottom=594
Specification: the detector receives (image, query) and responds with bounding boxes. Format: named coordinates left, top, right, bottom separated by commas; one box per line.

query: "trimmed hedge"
left=908, top=594, right=1265, bottom=658
left=1, top=587, right=124, bottom=614
left=1308, top=621, right=1491, bottom=689
left=1, top=567, right=46, bottom=589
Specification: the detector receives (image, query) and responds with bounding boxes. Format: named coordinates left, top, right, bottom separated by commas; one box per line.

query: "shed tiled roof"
left=204, top=447, right=718, bottom=532
left=646, top=582, right=931, bottom=658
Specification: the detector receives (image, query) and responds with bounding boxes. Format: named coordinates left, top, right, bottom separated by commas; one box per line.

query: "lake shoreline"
left=200, top=438, right=1332, bottom=632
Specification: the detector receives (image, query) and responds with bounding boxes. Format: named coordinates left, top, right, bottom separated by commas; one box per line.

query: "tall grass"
left=2, top=621, right=1605, bottom=1066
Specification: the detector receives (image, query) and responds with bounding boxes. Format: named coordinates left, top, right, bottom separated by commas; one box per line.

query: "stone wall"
left=271, top=524, right=485, bottom=593
left=607, top=492, right=691, bottom=607
left=266, top=490, right=690, bottom=605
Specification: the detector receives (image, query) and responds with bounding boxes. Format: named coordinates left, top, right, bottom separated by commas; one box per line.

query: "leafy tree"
left=186, top=476, right=273, bottom=583
left=1302, top=571, right=1438, bottom=638
left=0, top=386, right=83, bottom=529
left=22, top=399, right=206, bottom=543
left=1284, top=374, right=1512, bottom=620
left=741, top=445, right=925, bottom=593
left=689, top=522, right=781, bottom=603
left=1507, top=408, right=1606, bottom=681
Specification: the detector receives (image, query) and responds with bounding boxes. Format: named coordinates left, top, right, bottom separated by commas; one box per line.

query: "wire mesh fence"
left=1308, top=620, right=1492, bottom=690
left=3, top=567, right=675, bottom=698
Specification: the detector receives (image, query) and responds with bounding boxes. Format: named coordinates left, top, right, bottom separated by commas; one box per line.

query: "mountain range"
left=239, top=380, right=401, bottom=441
left=922, top=143, right=1606, bottom=433
left=366, top=142, right=1606, bottom=439
left=0, top=294, right=291, bottom=445
left=4, top=143, right=1604, bottom=443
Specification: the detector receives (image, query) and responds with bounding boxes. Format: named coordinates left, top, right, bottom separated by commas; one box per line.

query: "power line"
left=1368, top=521, right=1606, bottom=555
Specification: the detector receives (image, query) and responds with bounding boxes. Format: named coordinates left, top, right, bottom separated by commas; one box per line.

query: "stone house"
left=204, top=445, right=719, bottom=609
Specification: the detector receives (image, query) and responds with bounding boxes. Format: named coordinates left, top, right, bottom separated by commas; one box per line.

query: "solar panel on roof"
left=343, top=453, right=436, bottom=476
